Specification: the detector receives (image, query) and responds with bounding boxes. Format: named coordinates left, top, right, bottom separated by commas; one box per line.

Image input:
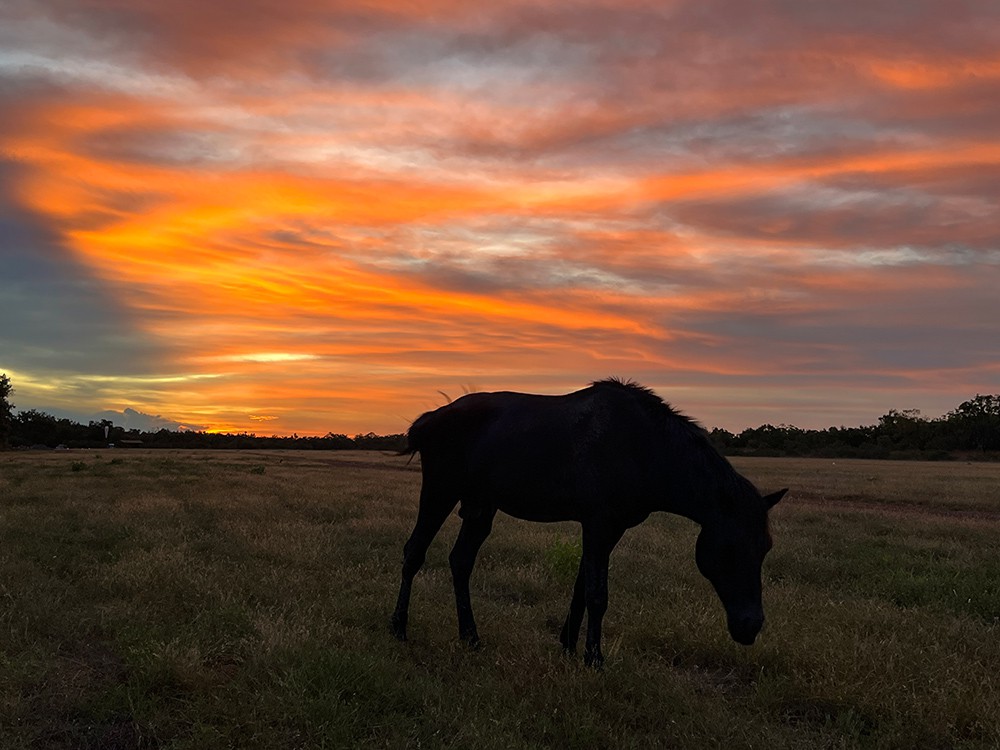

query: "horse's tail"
left=397, top=409, right=433, bottom=459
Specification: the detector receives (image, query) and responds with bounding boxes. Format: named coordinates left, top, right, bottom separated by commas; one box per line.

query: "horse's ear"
left=764, top=488, right=788, bottom=509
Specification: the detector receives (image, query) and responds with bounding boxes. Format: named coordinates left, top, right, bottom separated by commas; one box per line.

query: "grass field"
left=1, top=450, right=999, bottom=749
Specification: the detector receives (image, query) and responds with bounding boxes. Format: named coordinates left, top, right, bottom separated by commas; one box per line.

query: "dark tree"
left=876, top=409, right=931, bottom=451
left=0, top=373, right=12, bottom=449
left=947, top=395, right=1000, bottom=452
left=12, top=409, right=57, bottom=447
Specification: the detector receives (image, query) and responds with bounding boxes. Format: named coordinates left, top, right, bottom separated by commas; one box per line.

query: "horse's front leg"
left=581, top=524, right=625, bottom=668
left=559, top=557, right=586, bottom=654
left=449, top=509, right=496, bottom=648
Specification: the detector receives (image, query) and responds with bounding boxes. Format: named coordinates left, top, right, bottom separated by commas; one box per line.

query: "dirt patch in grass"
left=792, top=491, right=1000, bottom=522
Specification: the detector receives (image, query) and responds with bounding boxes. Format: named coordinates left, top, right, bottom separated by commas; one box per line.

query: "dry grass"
left=736, top=456, right=1000, bottom=516
left=1, top=450, right=999, bottom=748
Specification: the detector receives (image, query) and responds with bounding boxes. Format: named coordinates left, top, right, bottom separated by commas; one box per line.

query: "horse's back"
left=409, top=386, right=664, bottom=522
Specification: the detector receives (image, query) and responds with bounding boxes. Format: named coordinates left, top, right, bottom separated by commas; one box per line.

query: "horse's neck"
left=658, top=466, right=723, bottom=526
left=661, top=490, right=713, bottom=526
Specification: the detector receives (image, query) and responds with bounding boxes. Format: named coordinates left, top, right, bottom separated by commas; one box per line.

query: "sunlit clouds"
left=2, top=0, right=999, bottom=434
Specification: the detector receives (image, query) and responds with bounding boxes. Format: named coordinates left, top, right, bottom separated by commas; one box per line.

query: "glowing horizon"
left=2, top=1, right=999, bottom=436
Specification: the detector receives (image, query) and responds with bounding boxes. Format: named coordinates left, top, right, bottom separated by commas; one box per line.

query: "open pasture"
left=1, top=450, right=999, bottom=748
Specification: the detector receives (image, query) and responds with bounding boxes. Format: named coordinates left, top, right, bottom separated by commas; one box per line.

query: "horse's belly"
left=497, top=495, right=582, bottom=523
left=477, top=477, right=584, bottom=523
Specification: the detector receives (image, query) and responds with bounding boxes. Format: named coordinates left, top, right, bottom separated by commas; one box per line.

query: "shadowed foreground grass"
left=1, top=450, right=999, bottom=748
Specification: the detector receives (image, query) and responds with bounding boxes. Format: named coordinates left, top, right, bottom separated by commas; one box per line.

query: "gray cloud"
left=91, top=407, right=203, bottom=432
left=77, top=126, right=246, bottom=167
left=0, top=161, right=162, bottom=376
left=666, top=182, right=1000, bottom=253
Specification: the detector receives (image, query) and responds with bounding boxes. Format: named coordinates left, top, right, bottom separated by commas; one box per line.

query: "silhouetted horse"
left=391, top=379, right=786, bottom=667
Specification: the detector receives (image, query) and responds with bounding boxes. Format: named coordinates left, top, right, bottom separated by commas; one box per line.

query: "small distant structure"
left=118, top=439, right=144, bottom=448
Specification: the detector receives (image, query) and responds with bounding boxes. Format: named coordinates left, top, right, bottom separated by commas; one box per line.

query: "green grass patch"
left=545, top=536, right=582, bottom=583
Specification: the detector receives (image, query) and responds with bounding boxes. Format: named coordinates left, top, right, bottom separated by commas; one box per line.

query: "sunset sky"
left=2, top=0, right=999, bottom=436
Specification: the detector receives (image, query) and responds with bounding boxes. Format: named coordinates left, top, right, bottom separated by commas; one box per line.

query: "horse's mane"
left=590, top=378, right=759, bottom=504
left=590, top=377, right=706, bottom=436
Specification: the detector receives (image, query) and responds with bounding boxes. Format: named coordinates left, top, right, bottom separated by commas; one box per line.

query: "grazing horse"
left=390, top=379, right=786, bottom=667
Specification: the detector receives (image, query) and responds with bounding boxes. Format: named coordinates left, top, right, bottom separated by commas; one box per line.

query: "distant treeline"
left=4, top=409, right=408, bottom=452
left=1, top=373, right=999, bottom=459
left=708, top=394, right=1000, bottom=460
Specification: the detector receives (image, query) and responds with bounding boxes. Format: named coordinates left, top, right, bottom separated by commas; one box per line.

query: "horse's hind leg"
left=391, top=483, right=456, bottom=641
left=449, top=509, right=496, bottom=648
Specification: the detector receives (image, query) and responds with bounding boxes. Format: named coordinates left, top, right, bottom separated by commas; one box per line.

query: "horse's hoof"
left=460, top=632, right=481, bottom=650
left=583, top=650, right=604, bottom=670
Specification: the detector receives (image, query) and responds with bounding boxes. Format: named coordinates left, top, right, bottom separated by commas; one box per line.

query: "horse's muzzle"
left=727, top=611, right=764, bottom=646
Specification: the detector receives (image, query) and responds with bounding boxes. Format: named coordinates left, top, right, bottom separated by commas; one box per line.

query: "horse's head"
left=695, top=487, right=786, bottom=645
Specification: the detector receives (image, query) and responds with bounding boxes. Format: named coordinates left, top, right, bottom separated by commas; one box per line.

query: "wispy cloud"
left=1, top=0, right=998, bottom=433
